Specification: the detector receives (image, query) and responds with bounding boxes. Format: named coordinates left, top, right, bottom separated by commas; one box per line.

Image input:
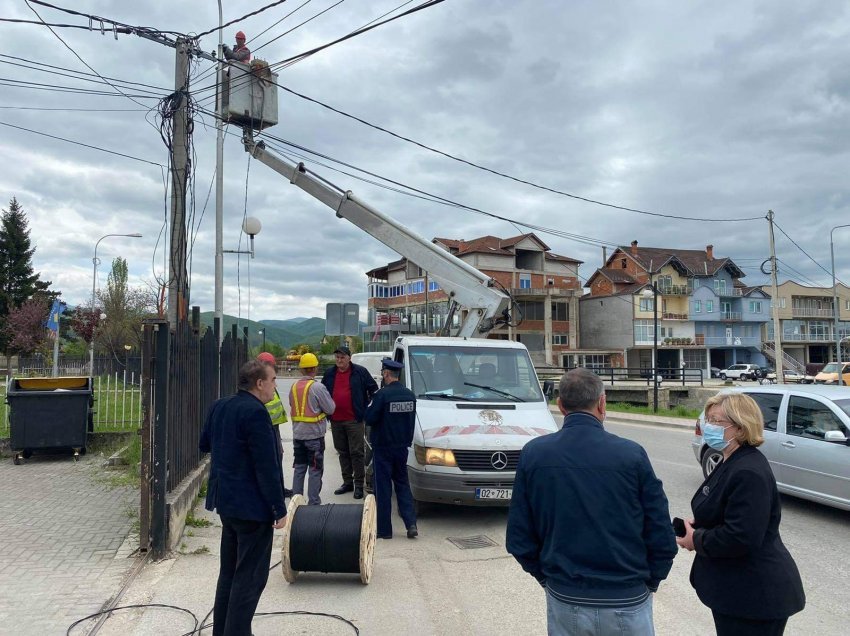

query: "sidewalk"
left=0, top=451, right=139, bottom=635
left=548, top=405, right=695, bottom=431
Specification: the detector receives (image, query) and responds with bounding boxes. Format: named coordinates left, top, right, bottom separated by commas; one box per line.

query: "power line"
left=0, top=77, right=160, bottom=98
left=0, top=120, right=164, bottom=167
left=0, top=17, right=92, bottom=29
left=27, top=0, right=187, bottom=36
left=0, top=53, right=170, bottom=92
left=268, top=0, right=446, bottom=69
left=773, top=220, right=846, bottom=286
left=196, top=0, right=292, bottom=38
left=0, top=105, right=148, bottom=112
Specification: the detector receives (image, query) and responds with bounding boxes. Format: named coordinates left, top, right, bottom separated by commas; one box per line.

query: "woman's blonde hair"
left=704, top=392, right=764, bottom=447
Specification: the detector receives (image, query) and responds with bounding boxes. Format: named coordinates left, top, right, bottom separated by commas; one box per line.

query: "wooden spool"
left=280, top=493, right=377, bottom=585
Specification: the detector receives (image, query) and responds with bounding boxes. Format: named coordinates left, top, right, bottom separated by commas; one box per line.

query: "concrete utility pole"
left=831, top=224, right=850, bottom=385
left=768, top=210, right=784, bottom=381
left=167, top=38, right=191, bottom=325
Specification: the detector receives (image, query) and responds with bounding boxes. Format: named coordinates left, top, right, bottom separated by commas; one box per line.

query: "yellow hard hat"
left=298, top=352, right=319, bottom=368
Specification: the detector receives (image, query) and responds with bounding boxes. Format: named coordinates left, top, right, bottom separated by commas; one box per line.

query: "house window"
left=781, top=297, right=786, bottom=308
left=713, top=279, right=727, bottom=295
left=428, top=280, right=440, bottom=292
left=552, top=334, right=569, bottom=345
left=516, top=301, right=544, bottom=320
left=634, top=320, right=656, bottom=342
left=639, top=298, right=654, bottom=312
left=551, top=302, right=568, bottom=321
left=694, top=300, right=701, bottom=313
left=519, top=273, right=531, bottom=289
left=749, top=301, right=762, bottom=313
left=621, top=258, right=627, bottom=269
left=846, top=300, right=850, bottom=311
left=706, top=300, right=714, bottom=313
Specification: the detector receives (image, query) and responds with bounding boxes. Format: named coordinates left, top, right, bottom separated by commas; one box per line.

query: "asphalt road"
left=97, top=403, right=849, bottom=636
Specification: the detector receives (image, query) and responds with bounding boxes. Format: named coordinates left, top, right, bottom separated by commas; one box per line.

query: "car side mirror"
left=824, top=430, right=849, bottom=445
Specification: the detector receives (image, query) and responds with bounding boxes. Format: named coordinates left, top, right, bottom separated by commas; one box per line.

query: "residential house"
left=363, top=233, right=583, bottom=363
left=759, top=281, right=850, bottom=368
left=581, top=241, right=771, bottom=377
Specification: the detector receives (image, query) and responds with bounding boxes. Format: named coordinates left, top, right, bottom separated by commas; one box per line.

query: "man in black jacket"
left=321, top=345, right=378, bottom=499
left=507, top=368, right=677, bottom=635
left=200, top=360, right=287, bottom=636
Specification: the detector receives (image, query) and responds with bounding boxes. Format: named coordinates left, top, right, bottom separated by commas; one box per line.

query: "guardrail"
left=562, top=366, right=704, bottom=386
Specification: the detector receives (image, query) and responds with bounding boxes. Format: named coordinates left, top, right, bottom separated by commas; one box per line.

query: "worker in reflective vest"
left=223, top=30, right=251, bottom=62
left=257, top=352, right=292, bottom=498
left=288, top=353, right=335, bottom=505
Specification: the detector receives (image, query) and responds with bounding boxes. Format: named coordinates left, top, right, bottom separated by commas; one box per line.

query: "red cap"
left=235, top=30, right=246, bottom=40
left=257, top=352, right=275, bottom=365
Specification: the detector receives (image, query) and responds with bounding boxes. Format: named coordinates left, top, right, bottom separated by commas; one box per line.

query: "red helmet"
left=235, top=30, right=246, bottom=41
left=257, top=352, right=275, bottom=365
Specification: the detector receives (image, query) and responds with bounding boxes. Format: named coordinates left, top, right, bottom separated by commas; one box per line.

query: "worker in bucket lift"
left=223, top=30, right=250, bottom=62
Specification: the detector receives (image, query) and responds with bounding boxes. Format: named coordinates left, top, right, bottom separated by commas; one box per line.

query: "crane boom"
left=243, top=133, right=510, bottom=337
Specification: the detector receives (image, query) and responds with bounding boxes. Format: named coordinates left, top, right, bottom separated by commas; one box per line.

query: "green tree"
left=94, top=257, right=154, bottom=358
left=0, top=198, right=52, bottom=373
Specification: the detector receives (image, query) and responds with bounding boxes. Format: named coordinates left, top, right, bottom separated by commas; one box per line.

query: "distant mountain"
left=199, top=313, right=367, bottom=350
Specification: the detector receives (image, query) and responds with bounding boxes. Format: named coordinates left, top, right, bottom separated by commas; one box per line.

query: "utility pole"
left=214, top=2, right=225, bottom=343
left=167, top=38, right=191, bottom=325
left=768, top=210, right=784, bottom=381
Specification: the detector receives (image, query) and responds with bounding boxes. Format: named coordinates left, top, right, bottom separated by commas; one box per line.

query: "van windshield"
left=408, top=345, right=543, bottom=402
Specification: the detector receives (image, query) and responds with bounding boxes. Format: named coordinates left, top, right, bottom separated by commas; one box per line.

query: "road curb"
left=548, top=406, right=694, bottom=431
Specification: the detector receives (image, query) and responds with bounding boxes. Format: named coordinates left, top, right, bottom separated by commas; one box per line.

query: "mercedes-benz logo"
left=491, top=451, right=508, bottom=470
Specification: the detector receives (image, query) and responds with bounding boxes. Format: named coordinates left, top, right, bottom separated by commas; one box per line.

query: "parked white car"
left=719, top=363, right=761, bottom=380
left=691, top=385, right=850, bottom=511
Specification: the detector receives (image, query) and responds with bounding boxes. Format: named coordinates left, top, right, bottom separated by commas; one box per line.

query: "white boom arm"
left=243, top=135, right=509, bottom=337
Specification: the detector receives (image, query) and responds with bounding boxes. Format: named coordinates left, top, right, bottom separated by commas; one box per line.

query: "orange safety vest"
left=289, top=379, right=325, bottom=423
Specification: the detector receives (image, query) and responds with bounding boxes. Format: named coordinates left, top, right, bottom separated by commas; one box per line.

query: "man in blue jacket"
left=507, top=368, right=677, bottom=635
left=200, top=360, right=287, bottom=636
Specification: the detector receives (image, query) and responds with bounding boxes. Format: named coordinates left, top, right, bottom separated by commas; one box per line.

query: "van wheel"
left=701, top=449, right=723, bottom=478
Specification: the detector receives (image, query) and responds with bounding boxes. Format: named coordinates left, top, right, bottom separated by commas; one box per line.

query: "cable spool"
left=281, top=494, right=376, bottom=584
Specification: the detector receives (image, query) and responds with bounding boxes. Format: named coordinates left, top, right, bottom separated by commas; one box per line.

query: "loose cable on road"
left=282, top=494, right=377, bottom=583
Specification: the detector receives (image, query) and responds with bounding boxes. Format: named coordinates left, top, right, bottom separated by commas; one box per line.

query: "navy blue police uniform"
left=364, top=360, right=418, bottom=539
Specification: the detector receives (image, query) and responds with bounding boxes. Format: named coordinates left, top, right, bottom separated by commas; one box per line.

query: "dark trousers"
left=331, top=420, right=365, bottom=486
left=712, top=611, right=788, bottom=636
left=213, top=516, right=273, bottom=636
left=373, top=446, right=416, bottom=537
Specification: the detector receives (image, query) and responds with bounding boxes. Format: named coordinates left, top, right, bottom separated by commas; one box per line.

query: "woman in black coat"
left=677, top=392, right=805, bottom=635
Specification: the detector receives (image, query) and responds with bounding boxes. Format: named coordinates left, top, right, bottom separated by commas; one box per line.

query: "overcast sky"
left=2, top=0, right=849, bottom=322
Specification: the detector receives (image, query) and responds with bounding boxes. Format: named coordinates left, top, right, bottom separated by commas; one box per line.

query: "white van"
left=391, top=336, right=559, bottom=506
left=351, top=351, right=392, bottom=384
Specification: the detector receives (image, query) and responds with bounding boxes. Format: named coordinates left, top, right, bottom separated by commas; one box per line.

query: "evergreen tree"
left=0, top=197, right=52, bottom=360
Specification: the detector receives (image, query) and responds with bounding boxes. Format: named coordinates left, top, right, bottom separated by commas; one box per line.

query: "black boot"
left=353, top=484, right=364, bottom=499
left=334, top=483, right=354, bottom=495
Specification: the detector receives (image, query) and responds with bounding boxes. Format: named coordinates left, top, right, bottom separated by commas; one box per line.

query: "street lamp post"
left=831, top=224, right=850, bottom=386
left=642, top=281, right=660, bottom=413
left=90, top=233, right=143, bottom=375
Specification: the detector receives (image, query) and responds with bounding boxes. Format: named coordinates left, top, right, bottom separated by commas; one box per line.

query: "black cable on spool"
left=289, top=503, right=363, bottom=574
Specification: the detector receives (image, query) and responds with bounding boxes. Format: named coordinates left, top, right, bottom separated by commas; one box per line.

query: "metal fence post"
left=151, top=320, right=170, bottom=559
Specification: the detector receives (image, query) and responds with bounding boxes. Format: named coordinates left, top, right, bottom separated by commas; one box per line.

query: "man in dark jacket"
left=364, top=359, right=418, bottom=540
left=200, top=360, right=286, bottom=636
left=321, top=345, right=378, bottom=499
left=507, top=368, right=677, bottom=635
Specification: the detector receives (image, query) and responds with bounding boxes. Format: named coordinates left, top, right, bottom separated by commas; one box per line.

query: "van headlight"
left=414, top=445, right=457, bottom=467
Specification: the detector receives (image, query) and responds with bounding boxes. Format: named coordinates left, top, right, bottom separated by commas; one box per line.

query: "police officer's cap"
left=381, top=359, right=404, bottom=371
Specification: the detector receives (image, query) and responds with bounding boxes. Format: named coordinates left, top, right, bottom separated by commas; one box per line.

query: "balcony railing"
left=657, top=284, right=692, bottom=296
left=766, top=332, right=834, bottom=342
left=791, top=307, right=835, bottom=318
left=510, top=287, right=575, bottom=296
left=700, top=336, right=760, bottom=346
left=662, top=312, right=689, bottom=320
left=721, top=311, right=742, bottom=321
left=716, top=288, right=744, bottom=297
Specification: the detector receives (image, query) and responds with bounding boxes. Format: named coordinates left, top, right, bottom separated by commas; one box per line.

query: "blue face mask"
left=702, top=422, right=730, bottom=451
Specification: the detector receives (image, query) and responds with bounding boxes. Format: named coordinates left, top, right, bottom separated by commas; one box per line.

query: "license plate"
left=475, top=488, right=512, bottom=500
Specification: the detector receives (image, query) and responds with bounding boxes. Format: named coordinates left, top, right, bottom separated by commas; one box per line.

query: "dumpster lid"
left=12, top=377, right=91, bottom=391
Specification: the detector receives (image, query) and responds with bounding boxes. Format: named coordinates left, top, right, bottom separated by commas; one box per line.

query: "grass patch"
left=606, top=402, right=701, bottom=419
left=198, top=480, right=208, bottom=499
left=185, top=512, right=213, bottom=528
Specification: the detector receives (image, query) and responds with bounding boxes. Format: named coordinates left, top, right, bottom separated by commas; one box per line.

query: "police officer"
left=364, top=359, right=418, bottom=539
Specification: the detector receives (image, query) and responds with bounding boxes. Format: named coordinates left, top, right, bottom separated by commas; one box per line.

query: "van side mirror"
left=542, top=380, right=554, bottom=400
left=824, top=430, right=849, bottom=445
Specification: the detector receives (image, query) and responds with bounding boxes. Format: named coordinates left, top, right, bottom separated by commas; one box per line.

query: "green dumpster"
left=7, top=376, right=94, bottom=464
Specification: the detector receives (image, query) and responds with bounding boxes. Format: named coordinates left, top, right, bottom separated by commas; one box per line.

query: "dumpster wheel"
left=13, top=453, right=21, bottom=465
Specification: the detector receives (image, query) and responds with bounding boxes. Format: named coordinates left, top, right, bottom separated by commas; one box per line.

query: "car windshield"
left=835, top=399, right=850, bottom=418
left=821, top=363, right=840, bottom=373
left=408, top=345, right=543, bottom=402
